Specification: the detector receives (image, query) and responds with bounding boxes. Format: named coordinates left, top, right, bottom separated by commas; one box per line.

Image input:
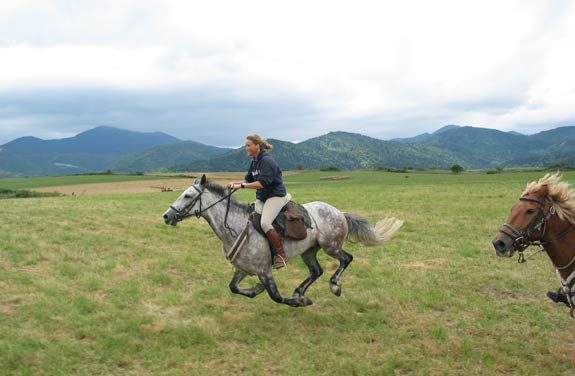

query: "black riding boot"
left=547, top=289, right=570, bottom=307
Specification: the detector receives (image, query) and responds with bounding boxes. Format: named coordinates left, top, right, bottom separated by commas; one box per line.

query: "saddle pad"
left=251, top=201, right=313, bottom=239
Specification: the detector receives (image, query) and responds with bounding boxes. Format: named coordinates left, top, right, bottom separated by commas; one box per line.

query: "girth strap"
left=226, top=220, right=251, bottom=263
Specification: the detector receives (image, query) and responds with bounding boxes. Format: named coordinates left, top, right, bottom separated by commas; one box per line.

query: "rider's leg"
left=261, top=195, right=291, bottom=269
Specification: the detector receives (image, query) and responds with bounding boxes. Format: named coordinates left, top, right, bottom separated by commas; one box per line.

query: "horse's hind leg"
left=292, top=246, right=323, bottom=298
left=229, top=269, right=265, bottom=298
left=257, top=270, right=313, bottom=307
left=326, top=249, right=353, bottom=297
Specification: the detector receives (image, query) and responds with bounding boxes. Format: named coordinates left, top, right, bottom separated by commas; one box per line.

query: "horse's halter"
left=498, top=195, right=555, bottom=256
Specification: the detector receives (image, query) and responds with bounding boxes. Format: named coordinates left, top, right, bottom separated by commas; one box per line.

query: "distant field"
left=1, top=170, right=575, bottom=375
left=0, top=172, right=296, bottom=195
left=0, top=173, right=246, bottom=196
left=0, top=174, right=175, bottom=190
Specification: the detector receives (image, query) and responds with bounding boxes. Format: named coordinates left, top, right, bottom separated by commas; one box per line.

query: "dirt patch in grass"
left=31, top=173, right=247, bottom=196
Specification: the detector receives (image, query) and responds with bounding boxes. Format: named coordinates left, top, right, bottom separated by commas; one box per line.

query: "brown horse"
left=492, top=173, right=575, bottom=315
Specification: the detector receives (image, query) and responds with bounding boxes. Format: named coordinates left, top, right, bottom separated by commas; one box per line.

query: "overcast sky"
left=1, top=0, right=574, bottom=147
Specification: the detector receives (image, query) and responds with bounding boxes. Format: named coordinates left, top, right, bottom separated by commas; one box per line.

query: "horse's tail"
left=344, top=213, right=403, bottom=246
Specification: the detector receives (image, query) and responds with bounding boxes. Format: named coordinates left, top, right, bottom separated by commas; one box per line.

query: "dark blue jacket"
left=245, top=150, right=287, bottom=201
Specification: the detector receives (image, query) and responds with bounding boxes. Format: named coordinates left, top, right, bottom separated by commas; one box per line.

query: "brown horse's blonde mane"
left=522, top=172, right=575, bottom=224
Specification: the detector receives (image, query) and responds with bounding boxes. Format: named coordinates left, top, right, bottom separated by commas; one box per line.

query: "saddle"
left=251, top=201, right=312, bottom=240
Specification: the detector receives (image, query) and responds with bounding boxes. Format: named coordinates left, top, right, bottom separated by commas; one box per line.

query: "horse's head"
left=163, top=174, right=207, bottom=226
left=492, top=185, right=554, bottom=257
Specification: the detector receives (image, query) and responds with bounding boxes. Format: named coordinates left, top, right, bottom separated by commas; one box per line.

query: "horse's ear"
left=200, top=174, right=207, bottom=185
left=538, top=185, right=549, bottom=198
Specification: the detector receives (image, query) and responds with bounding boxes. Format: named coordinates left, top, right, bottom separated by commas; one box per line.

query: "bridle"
left=498, top=195, right=555, bottom=259
left=170, top=185, right=204, bottom=220
left=170, top=185, right=240, bottom=236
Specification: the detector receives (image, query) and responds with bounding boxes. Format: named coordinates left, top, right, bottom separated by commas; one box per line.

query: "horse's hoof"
left=330, top=284, right=342, bottom=297
left=299, top=296, right=313, bottom=306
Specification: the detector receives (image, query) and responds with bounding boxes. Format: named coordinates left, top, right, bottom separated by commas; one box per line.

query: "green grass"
left=1, top=170, right=575, bottom=375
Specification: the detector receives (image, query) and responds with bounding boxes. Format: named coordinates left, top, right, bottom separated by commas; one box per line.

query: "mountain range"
left=2, top=124, right=575, bottom=177
left=0, top=126, right=229, bottom=177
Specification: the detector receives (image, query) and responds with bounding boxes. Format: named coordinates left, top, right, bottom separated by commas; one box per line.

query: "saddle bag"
left=283, top=202, right=307, bottom=240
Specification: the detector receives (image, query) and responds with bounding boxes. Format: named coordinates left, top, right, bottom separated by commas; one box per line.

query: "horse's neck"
left=543, top=216, right=575, bottom=280
left=201, top=193, right=249, bottom=246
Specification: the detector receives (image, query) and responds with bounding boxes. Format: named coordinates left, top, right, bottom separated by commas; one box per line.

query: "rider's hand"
left=227, top=182, right=236, bottom=189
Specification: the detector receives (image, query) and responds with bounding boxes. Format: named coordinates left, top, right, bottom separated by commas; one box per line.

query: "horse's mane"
left=204, top=180, right=252, bottom=213
left=522, top=172, right=575, bottom=224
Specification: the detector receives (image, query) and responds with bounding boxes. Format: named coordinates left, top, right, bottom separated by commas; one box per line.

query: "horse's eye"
left=526, top=208, right=536, bottom=214
left=184, top=194, right=192, bottom=199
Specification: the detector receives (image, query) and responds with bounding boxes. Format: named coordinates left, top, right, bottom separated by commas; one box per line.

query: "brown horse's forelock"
left=522, top=173, right=575, bottom=225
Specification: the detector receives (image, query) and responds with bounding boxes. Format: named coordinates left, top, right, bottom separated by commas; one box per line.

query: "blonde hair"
left=246, top=134, right=273, bottom=151
left=522, top=172, right=575, bottom=224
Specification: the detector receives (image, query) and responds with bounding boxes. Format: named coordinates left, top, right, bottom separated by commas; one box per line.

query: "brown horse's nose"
left=492, top=237, right=512, bottom=255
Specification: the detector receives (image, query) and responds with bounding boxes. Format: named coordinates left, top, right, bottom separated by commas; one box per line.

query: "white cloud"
left=0, top=44, right=169, bottom=87
left=0, top=0, right=574, bottom=143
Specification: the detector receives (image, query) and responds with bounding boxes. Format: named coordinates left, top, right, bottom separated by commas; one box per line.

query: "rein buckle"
left=518, top=252, right=525, bottom=264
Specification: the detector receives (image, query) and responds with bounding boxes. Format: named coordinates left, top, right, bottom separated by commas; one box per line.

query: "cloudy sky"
left=1, top=0, right=574, bottom=147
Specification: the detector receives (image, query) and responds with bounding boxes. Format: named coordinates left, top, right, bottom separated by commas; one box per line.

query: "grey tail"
left=344, top=213, right=403, bottom=246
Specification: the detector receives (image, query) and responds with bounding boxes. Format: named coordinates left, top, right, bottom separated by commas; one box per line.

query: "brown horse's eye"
left=526, top=208, right=536, bottom=215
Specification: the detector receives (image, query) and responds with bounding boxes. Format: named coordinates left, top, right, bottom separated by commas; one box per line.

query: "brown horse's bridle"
left=498, top=196, right=555, bottom=257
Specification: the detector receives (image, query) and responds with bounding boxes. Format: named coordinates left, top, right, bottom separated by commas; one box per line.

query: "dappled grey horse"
left=163, top=175, right=403, bottom=307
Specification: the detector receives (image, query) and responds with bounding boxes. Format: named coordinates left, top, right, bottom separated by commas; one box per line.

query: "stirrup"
left=273, top=255, right=287, bottom=269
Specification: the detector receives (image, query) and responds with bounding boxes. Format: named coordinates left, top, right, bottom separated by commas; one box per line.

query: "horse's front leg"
left=229, top=269, right=265, bottom=298
left=257, top=270, right=313, bottom=307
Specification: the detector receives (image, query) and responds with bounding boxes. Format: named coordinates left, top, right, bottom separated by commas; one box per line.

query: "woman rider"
left=227, top=134, right=291, bottom=269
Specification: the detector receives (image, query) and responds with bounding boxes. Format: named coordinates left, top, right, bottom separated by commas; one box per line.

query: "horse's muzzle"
left=491, top=235, right=515, bottom=257
left=162, top=209, right=178, bottom=226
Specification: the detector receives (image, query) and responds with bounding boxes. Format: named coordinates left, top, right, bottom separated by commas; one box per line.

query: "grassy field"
left=1, top=170, right=575, bottom=375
